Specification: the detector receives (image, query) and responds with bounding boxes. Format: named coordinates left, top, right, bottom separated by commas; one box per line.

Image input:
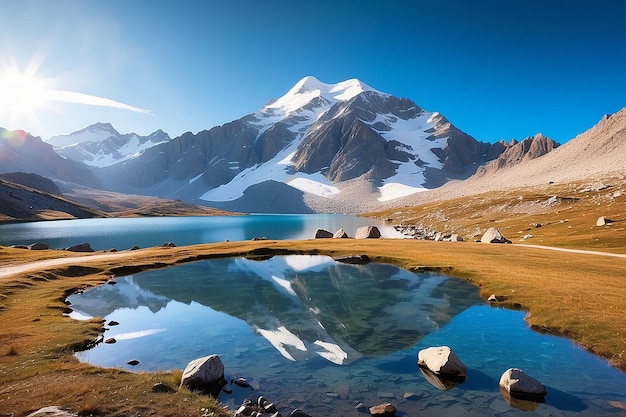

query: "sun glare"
left=0, top=66, right=56, bottom=124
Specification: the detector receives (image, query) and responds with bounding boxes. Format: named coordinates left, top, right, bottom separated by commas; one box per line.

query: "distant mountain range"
left=1, top=76, right=623, bottom=215
left=46, top=122, right=171, bottom=167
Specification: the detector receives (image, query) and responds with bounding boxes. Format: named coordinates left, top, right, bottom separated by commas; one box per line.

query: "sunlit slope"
left=370, top=175, right=626, bottom=253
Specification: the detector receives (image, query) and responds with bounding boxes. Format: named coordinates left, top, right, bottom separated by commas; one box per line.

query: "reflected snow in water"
left=68, top=256, right=626, bottom=416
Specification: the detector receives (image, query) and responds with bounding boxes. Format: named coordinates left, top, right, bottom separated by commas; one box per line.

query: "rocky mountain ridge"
left=47, top=122, right=171, bottom=167
left=474, top=133, right=560, bottom=177
left=94, top=76, right=513, bottom=212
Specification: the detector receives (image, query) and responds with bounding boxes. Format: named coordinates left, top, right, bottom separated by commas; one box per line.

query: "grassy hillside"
left=371, top=175, right=626, bottom=253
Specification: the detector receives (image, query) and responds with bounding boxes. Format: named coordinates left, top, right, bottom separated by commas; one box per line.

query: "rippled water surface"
left=67, top=256, right=626, bottom=416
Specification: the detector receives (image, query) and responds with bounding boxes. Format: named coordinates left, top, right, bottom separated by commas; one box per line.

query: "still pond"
left=67, top=255, right=626, bottom=417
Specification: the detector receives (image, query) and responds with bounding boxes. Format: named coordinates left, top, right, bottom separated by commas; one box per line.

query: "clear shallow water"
left=67, top=256, right=626, bottom=416
left=0, top=214, right=401, bottom=250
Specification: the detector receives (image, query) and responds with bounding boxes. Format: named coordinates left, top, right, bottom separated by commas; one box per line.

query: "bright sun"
left=0, top=67, right=55, bottom=124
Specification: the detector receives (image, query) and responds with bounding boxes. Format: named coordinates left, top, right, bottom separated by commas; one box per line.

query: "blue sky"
left=1, top=0, right=625, bottom=143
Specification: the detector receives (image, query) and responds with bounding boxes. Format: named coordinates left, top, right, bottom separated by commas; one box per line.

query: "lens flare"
left=0, top=65, right=56, bottom=126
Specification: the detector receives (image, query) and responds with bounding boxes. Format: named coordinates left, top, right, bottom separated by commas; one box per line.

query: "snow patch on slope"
left=367, top=111, right=448, bottom=201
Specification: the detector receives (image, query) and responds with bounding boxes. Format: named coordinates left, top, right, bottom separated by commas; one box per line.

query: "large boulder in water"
left=355, top=226, right=381, bottom=239
left=180, top=354, right=227, bottom=397
left=499, top=368, right=547, bottom=400
left=480, top=227, right=511, bottom=244
left=417, top=346, right=467, bottom=377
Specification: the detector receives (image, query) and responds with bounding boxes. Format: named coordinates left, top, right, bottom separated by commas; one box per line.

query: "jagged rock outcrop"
left=475, top=133, right=559, bottom=177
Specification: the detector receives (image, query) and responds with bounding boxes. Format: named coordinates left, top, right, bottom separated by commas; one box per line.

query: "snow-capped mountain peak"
left=263, top=76, right=385, bottom=118
left=95, top=76, right=506, bottom=213
left=48, top=123, right=171, bottom=168
left=46, top=122, right=120, bottom=147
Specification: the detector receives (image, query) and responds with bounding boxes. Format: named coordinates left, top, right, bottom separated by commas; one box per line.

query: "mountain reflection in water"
left=68, top=255, right=483, bottom=365
left=68, top=256, right=626, bottom=416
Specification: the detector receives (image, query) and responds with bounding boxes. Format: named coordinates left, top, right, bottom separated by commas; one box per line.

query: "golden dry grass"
left=370, top=175, right=626, bottom=253
left=1, top=235, right=625, bottom=415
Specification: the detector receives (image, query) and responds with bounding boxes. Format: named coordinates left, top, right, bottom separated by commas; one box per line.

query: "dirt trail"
left=2, top=243, right=626, bottom=280
left=0, top=253, right=123, bottom=278
left=515, top=244, right=626, bottom=259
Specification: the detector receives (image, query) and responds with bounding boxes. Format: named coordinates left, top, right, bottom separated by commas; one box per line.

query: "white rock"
left=596, top=216, right=613, bottom=226
left=26, top=407, right=77, bottom=417
left=480, top=227, right=511, bottom=244
left=180, top=354, right=225, bottom=394
left=417, top=346, right=466, bottom=377
left=355, top=226, right=381, bottom=239
left=499, top=368, right=546, bottom=397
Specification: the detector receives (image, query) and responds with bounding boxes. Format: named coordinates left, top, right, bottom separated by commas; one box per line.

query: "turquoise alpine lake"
left=67, top=255, right=626, bottom=417
left=0, top=214, right=402, bottom=250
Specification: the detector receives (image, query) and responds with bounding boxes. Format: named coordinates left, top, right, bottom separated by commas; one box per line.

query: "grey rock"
left=355, top=226, right=381, bottom=239
left=180, top=354, right=227, bottom=397
left=152, top=382, right=176, bottom=393
left=65, top=242, right=94, bottom=252
left=28, top=242, right=49, bottom=250
left=417, top=346, right=467, bottom=377
left=334, top=254, right=370, bottom=264
left=480, top=228, right=511, bottom=244
left=333, top=228, right=349, bottom=238
left=499, top=368, right=547, bottom=399
left=315, top=229, right=333, bottom=238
